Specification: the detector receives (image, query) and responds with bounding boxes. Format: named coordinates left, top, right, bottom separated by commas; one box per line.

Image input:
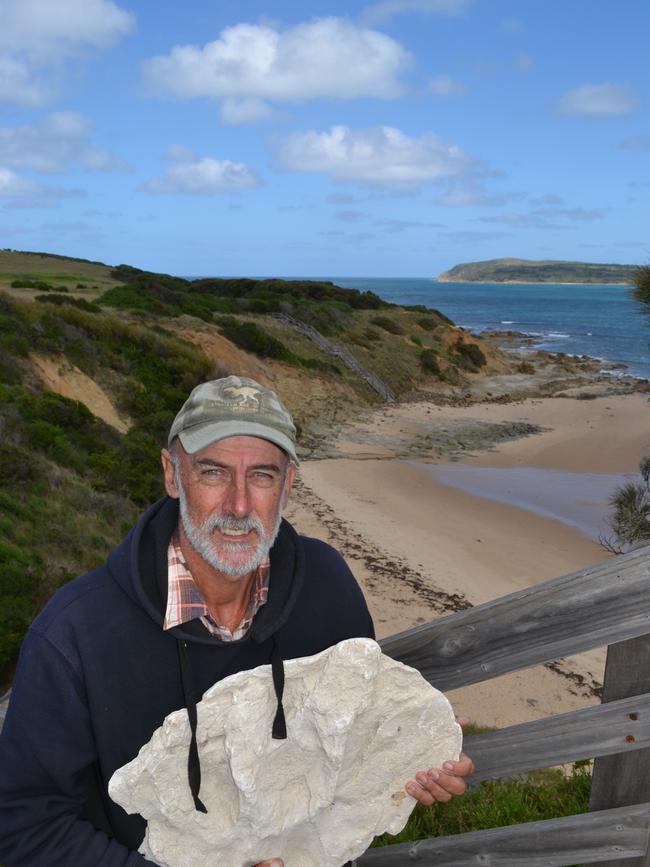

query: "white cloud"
left=0, top=166, right=84, bottom=207
left=142, top=152, right=261, bottom=196
left=142, top=18, right=411, bottom=110
left=0, top=112, right=132, bottom=173
left=0, top=0, right=134, bottom=104
left=477, top=206, right=606, bottom=229
left=279, top=125, right=476, bottom=190
left=558, top=83, right=639, bottom=116
left=0, top=56, right=51, bottom=106
left=335, top=210, right=370, bottom=222
left=436, top=186, right=513, bottom=206
left=374, top=217, right=443, bottom=232
left=442, top=229, right=513, bottom=244
left=361, top=0, right=469, bottom=26
left=0, top=0, right=134, bottom=59
left=219, top=97, right=276, bottom=125
left=428, top=74, right=466, bottom=96
left=164, top=144, right=198, bottom=162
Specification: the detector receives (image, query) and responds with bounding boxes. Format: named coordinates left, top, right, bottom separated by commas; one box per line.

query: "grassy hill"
left=438, top=257, right=637, bottom=284
left=0, top=248, right=121, bottom=295
left=0, top=249, right=505, bottom=686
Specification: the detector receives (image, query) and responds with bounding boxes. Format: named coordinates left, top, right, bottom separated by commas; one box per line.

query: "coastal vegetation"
left=601, top=458, right=650, bottom=553
left=632, top=261, right=650, bottom=306
left=438, top=257, right=637, bottom=284
left=0, top=249, right=498, bottom=685
left=600, top=262, right=650, bottom=554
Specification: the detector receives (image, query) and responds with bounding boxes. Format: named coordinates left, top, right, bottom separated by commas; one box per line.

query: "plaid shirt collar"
left=163, top=531, right=270, bottom=641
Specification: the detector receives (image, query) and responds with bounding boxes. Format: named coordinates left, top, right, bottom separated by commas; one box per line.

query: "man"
left=0, top=375, right=473, bottom=866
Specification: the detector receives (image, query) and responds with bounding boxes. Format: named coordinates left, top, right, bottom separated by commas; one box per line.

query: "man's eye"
left=251, top=472, right=276, bottom=485
left=201, top=467, right=226, bottom=478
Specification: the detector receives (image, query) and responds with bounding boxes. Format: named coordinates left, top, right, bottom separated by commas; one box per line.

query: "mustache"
left=204, top=513, right=264, bottom=535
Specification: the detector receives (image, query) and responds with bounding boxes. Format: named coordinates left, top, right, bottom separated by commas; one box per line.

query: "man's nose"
left=224, top=474, right=252, bottom=517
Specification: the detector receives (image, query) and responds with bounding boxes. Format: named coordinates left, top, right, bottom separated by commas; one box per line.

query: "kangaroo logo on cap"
left=222, top=385, right=262, bottom=409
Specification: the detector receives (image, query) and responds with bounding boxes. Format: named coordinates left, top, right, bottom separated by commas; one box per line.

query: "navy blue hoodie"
left=0, top=497, right=374, bottom=866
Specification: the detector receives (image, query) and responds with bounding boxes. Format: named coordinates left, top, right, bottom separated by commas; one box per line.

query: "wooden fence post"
left=589, top=635, right=650, bottom=866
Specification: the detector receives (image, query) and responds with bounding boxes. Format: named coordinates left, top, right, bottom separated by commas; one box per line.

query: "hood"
left=105, top=496, right=306, bottom=646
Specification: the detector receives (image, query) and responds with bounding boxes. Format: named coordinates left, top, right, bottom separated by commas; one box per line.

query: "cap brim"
left=177, top=420, right=298, bottom=464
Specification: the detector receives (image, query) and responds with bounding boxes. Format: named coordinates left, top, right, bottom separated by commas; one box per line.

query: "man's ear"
left=161, top=448, right=180, bottom=499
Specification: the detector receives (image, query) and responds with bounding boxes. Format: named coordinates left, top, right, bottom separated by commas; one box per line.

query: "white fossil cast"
left=109, top=637, right=462, bottom=867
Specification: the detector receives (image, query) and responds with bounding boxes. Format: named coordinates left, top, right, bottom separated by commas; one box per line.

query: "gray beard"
left=177, top=481, right=282, bottom=578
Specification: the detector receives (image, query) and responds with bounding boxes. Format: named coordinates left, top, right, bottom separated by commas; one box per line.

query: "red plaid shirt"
left=163, top=532, right=270, bottom=641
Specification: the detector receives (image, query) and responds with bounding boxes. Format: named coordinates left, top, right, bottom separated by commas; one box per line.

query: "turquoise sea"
left=322, top=278, right=650, bottom=381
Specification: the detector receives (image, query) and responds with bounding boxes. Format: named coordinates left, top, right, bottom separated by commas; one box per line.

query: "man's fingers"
left=443, top=752, right=475, bottom=777
left=405, top=768, right=467, bottom=805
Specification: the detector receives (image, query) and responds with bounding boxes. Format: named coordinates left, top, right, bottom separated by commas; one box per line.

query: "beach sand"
left=284, top=391, right=650, bottom=728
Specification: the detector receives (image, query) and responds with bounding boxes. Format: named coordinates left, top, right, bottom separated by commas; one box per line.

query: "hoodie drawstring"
left=176, top=636, right=287, bottom=812
left=271, top=635, right=287, bottom=740
left=177, top=640, right=208, bottom=813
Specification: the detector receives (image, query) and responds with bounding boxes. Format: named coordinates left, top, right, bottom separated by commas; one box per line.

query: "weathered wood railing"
left=357, top=544, right=650, bottom=866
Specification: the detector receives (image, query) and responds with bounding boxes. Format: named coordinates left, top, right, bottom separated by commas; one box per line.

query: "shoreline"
left=286, top=381, right=650, bottom=728
left=436, top=279, right=633, bottom=286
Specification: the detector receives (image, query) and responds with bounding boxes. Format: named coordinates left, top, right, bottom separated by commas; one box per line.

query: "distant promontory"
left=437, top=258, right=637, bottom=284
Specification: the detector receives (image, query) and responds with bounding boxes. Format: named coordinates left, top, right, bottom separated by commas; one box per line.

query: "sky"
left=0, top=0, right=648, bottom=278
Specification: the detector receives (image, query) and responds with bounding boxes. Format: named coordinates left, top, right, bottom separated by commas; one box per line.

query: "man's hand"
left=405, top=716, right=475, bottom=806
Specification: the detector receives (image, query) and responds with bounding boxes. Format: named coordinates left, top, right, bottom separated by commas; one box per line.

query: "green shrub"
left=98, top=284, right=175, bottom=316
left=0, top=539, right=42, bottom=671
left=371, top=315, right=405, bottom=335
left=420, top=349, right=441, bottom=376
left=411, top=334, right=422, bottom=346
left=633, top=262, right=650, bottom=306
left=455, top=340, right=487, bottom=371
left=216, top=317, right=296, bottom=362
left=35, top=294, right=100, bottom=313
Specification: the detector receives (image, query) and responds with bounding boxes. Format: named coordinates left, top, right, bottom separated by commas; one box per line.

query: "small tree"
left=600, top=457, right=650, bottom=553
left=633, top=262, right=650, bottom=307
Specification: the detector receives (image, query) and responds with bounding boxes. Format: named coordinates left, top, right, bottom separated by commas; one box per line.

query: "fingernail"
left=405, top=782, right=418, bottom=796
left=443, top=762, right=455, bottom=771
left=416, top=772, right=428, bottom=785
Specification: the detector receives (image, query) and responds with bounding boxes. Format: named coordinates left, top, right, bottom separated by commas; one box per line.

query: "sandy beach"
left=284, top=390, right=650, bottom=729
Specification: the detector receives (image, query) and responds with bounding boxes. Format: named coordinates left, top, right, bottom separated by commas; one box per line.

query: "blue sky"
left=0, top=0, right=648, bottom=277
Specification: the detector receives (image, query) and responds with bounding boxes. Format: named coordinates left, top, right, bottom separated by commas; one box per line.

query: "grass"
left=371, top=761, right=592, bottom=849
left=0, top=250, right=121, bottom=295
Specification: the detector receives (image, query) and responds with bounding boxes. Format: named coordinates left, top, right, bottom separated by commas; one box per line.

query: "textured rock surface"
left=109, top=638, right=462, bottom=867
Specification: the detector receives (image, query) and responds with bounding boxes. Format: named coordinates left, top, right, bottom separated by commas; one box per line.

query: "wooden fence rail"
left=357, top=803, right=650, bottom=866
left=364, top=544, right=650, bottom=866
left=379, top=545, right=650, bottom=689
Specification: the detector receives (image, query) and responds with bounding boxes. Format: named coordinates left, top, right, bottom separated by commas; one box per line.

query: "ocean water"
left=324, top=278, right=650, bottom=381
left=420, top=464, right=636, bottom=540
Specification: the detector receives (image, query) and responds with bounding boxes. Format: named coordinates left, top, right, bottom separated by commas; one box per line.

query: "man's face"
left=162, top=436, right=295, bottom=579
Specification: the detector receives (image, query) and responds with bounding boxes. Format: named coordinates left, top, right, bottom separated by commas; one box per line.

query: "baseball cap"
left=168, top=376, right=298, bottom=463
